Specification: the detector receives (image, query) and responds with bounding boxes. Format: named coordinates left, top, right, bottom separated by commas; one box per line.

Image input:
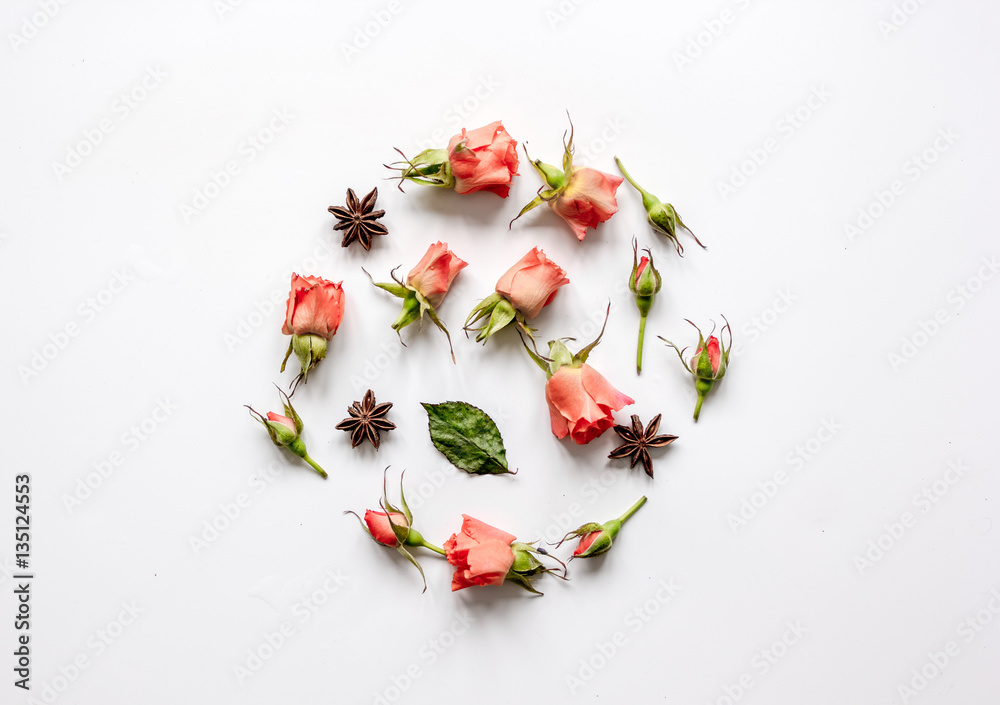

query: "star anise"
left=335, top=390, right=396, bottom=450
left=328, top=187, right=387, bottom=251
left=608, top=414, right=677, bottom=478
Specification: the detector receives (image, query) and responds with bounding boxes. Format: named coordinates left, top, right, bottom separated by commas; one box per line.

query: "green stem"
left=693, top=393, right=705, bottom=422
left=404, top=529, right=446, bottom=555
left=615, top=157, right=648, bottom=197
left=419, top=540, right=446, bottom=556
left=618, top=496, right=648, bottom=524
left=637, top=314, right=647, bottom=374
left=301, top=454, right=328, bottom=479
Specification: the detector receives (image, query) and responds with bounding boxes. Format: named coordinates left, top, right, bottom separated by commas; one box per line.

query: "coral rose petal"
left=364, top=510, right=406, bottom=546
left=460, top=515, right=516, bottom=546
left=572, top=168, right=623, bottom=216
left=465, top=540, right=514, bottom=586
left=496, top=248, right=569, bottom=319
left=446, top=122, right=518, bottom=197
left=570, top=416, right=614, bottom=445
left=707, top=337, right=722, bottom=374
left=581, top=364, right=634, bottom=412
left=266, top=412, right=296, bottom=433
left=282, top=274, right=345, bottom=339
left=550, top=168, right=623, bottom=239
left=290, top=288, right=323, bottom=336
left=544, top=384, right=571, bottom=440
left=407, top=242, right=468, bottom=306
left=546, top=367, right=607, bottom=426
left=508, top=263, right=569, bottom=319
left=549, top=198, right=593, bottom=241
left=575, top=531, right=601, bottom=556
left=461, top=121, right=502, bottom=150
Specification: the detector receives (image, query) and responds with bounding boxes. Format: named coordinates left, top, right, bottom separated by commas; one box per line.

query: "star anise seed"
left=608, top=414, right=677, bottom=478
left=328, top=187, right=387, bottom=251
left=335, top=389, right=396, bottom=450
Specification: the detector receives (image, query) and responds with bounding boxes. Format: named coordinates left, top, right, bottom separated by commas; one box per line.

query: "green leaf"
left=421, top=401, right=512, bottom=475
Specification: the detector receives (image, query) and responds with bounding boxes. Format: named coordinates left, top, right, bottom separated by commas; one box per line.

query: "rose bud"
left=388, top=121, right=519, bottom=197
left=363, top=509, right=408, bottom=546
left=368, top=242, right=468, bottom=362
left=464, top=247, right=569, bottom=344
left=522, top=305, right=634, bottom=444
left=280, top=274, right=346, bottom=388
left=615, top=156, right=705, bottom=256
left=660, top=317, right=732, bottom=421
left=444, top=515, right=565, bottom=594
left=629, top=238, right=662, bottom=374
left=511, top=117, right=623, bottom=241
left=345, top=470, right=446, bottom=592
left=557, top=496, right=646, bottom=560
left=245, top=388, right=327, bottom=478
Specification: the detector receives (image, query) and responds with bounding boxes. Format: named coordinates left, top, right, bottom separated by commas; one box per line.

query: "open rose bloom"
left=448, top=121, right=519, bottom=197
left=523, top=308, right=634, bottom=444
left=445, top=515, right=517, bottom=591
left=546, top=364, right=634, bottom=444
left=280, top=273, right=345, bottom=385
left=661, top=318, right=732, bottom=421
left=464, top=247, right=569, bottom=344
left=548, top=167, right=623, bottom=240
left=390, top=121, right=519, bottom=197
left=445, top=515, right=564, bottom=594
left=370, top=242, right=468, bottom=361
left=512, top=119, right=623, bottom=240
left=406, top=241, right=468, bottom=308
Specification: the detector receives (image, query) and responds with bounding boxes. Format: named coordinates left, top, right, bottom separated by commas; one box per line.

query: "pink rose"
left=280, top=273, right=346, bottom=384
left=545, top=364, right=634, bottom=444
left=406, top=242, right=468, bottom=308
left=266, top=412, right=296, bottom=436
left=496, top=247, right=569, bottom=319
left=550, top=167, right=624, bottom=241
left=282, top=274, right=345, bottom=340
left=364, top=509, right=408, bottom=547
left=514, top=118, right=625, bottom=241
left=447, top=121, right=519, bottom=197
left=444, top=515, right=516, bottom=591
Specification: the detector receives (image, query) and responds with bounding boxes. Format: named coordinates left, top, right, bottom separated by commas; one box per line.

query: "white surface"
left=3, top=1, right=999, bottom=703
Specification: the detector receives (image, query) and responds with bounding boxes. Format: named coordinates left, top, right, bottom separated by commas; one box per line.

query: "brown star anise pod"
left=328, top=187, right=387, bottom=251
left=335, top=389, right=396, bottom=450
left=608, top=414, right=677, bottom=478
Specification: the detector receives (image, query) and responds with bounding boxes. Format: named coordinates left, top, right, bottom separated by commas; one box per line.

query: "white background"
left=3, top=1, right=999, bottom=703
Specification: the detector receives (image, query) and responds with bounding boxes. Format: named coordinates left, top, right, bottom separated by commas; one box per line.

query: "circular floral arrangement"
left=245, top=117, right=732, bottom=595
